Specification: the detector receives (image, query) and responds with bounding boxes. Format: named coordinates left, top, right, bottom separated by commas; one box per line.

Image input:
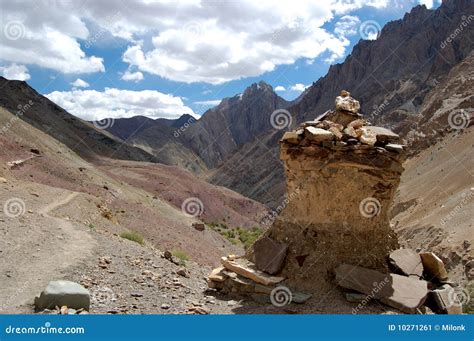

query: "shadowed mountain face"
left=180, top=81, right=290, bottom=168
left=0, top=77, right=157, bottom=163
left=99, top=81, right=290, bottom=173
left=210, top=0, right=474, bottom=208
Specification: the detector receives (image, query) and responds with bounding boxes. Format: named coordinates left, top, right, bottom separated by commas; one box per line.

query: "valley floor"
left=0, top=179, right=397, bottom=315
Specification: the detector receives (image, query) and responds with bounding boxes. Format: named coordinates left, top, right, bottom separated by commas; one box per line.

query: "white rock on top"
left=335, top=90, right=361, bottom=114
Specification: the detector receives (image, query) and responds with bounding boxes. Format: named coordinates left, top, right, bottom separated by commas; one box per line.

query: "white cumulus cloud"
left=70, top=78, right=89, bottom=88
left=290, top=83, right=309, bottom=92
left=1, top=0, right=395, bottom=82
left=45, top=88, right=196, bottom=121
left=194, top=100, right=222, bottom=106
left=335, top=15, right=361, bottom=37
left=121, top=70, right=144, bottom=82
left=0, top=63, right=30, bottom=80
left=275, top=86, right=286, bottom=92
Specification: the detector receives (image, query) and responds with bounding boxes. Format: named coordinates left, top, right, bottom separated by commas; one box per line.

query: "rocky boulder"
left=34, top=281, right=90, bottom=311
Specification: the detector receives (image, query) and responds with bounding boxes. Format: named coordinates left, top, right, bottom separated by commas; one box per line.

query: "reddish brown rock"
left=253, top=236, right=288, bottom=275
left=420, top=252, right=449, bottom=282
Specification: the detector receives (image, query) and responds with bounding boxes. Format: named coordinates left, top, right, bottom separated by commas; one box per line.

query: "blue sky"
left=0, top=0, right=441, bottom=120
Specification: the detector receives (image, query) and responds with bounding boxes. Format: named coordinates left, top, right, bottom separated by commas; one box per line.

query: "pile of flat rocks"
left=281, top=90, right=404, bottom=153
left=336, top=249, right=465, bottom=314
left=207, top=238, right=312, bottom=305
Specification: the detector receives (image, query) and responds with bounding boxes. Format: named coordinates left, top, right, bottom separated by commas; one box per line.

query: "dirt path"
left=0, top=191, right=97, bottom=313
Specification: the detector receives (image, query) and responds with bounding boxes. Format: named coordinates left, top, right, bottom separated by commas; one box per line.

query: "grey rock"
left=385, top=143, right=404, bottom=153
left=34, top=281, right=90, bottom=311
left=291, top=292, right=312, bottom=304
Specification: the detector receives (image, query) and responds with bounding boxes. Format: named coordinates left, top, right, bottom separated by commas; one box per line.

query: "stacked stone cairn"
left=207, top=91, right=465, bottom=314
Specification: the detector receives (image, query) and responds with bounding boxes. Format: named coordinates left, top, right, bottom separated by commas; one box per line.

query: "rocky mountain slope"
left=0, top=85, right=269, bottom=264
left=0, top=77, right=157, bottom=164
left=211, top=0, right=473, bottom=208
left=181, top=81, right=290, bottom=169
left=102, top=81, right=290, bottom=173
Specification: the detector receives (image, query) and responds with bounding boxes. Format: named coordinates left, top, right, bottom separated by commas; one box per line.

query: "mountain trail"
left=0, top=191, right=96, bottom=312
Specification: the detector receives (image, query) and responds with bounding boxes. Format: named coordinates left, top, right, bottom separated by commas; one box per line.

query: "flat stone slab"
left=281, top=130, right=303, bottom=144
left=389, top=249, right=423, bottom=277
left=253, top=236, right=288, bottom=275
left=305, top=127, right=334, bottom=142
left=335, top=264, right=428, bottom=313
left=420, top=252, right=449, bottom=281
left=208, top=266, right=228, bottom=282
left=221, top=256, right=285, bottom=286
left=34, top=281, right=90, bottom=311
left=363, top=126, right=399, bottom=143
